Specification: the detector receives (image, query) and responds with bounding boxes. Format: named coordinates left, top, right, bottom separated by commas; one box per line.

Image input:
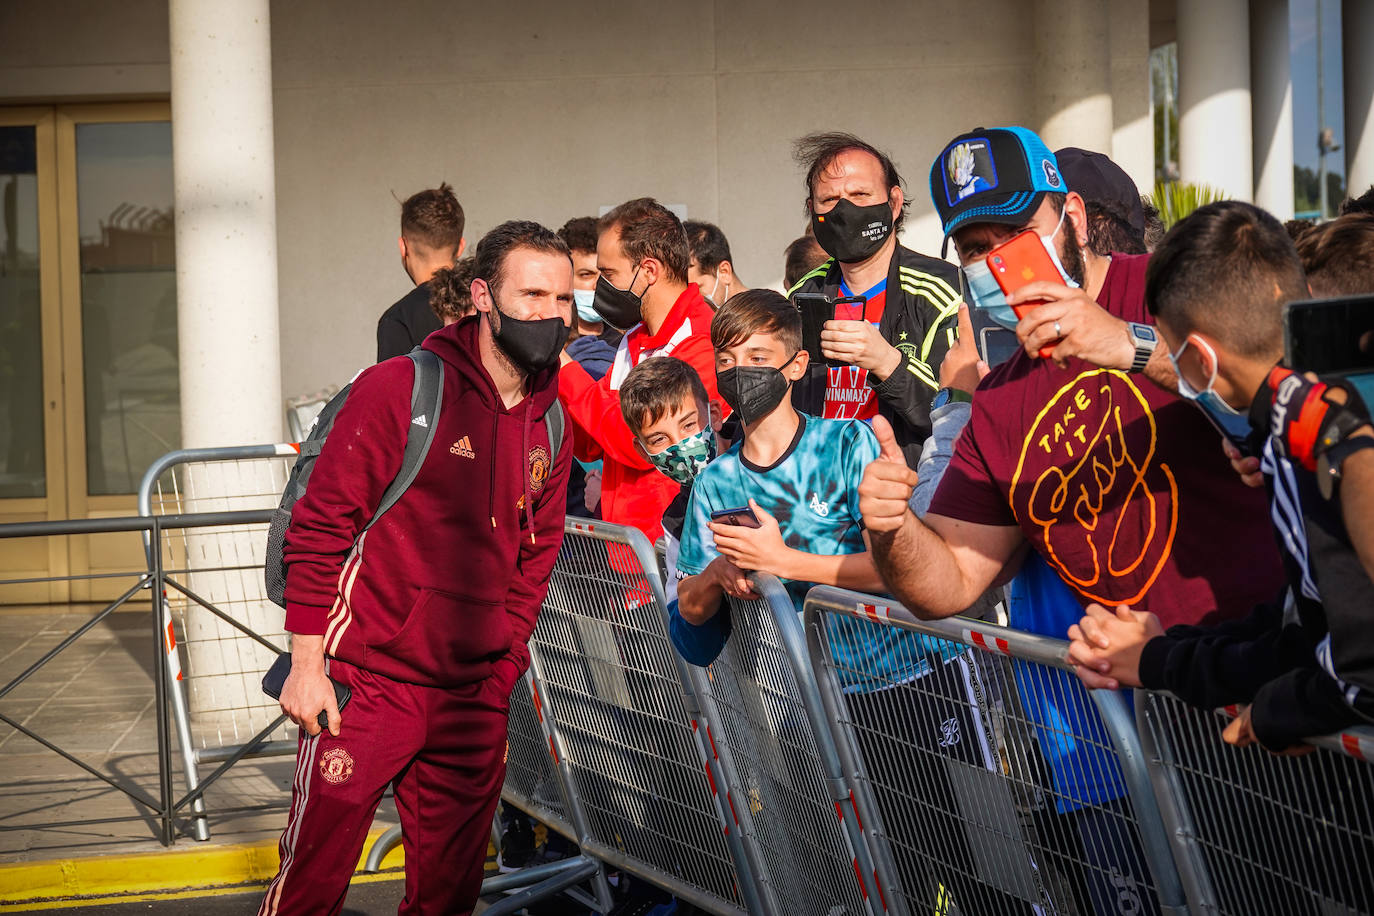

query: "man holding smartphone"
left=787, top=132, right=960, bottom=467
left=860, top=126, right=1281, bottom=634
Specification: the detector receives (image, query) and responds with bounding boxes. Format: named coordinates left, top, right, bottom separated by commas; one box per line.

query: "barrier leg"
left=162, top=595, right=211, bottom=841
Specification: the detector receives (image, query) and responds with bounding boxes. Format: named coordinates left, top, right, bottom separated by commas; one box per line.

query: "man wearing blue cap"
left=859, top=127, right=1286, bottom=915
left=862, top=124, right=1280, bottom=630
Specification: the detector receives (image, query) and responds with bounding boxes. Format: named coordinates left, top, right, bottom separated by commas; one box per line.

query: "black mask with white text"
left=810, top=198, right=894, bottom=263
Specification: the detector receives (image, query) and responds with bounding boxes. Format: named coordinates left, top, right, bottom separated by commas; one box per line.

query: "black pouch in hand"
left=262, top=653, right=352, bottom=731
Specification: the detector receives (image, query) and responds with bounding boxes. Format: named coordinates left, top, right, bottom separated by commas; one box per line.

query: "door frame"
left=0, top=107, right=65, bottom=602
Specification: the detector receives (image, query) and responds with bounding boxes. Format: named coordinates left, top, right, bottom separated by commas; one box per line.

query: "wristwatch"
left=931, top=387, right=973, bottom=411
left=1316, top=433, right=1374, bottom=500
left=1126, top=322, right=1158, bottom=373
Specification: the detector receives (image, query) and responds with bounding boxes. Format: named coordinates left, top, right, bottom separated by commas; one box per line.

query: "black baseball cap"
left=1055, top=147, right=1145, bottom=237
left=930, top=126, right=1065, bottom=255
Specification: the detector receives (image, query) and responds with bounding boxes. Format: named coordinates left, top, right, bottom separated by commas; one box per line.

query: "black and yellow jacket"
left=787, top=244, right=960, bottom=467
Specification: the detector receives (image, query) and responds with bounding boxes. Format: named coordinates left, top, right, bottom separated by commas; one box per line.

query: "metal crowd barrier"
left=0, top=510, right=272, bottom=848
left=526, top=519, right=764, bottom=915
left=702, top=576, right=888, bottom=914
left=803, top=586, right=1189, bottom=916
left=137, top=444, right=301, bottom=841
left=1138, top=691, right=1374, bottom=915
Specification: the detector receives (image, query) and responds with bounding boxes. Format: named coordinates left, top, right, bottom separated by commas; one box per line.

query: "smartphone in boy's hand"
left=709, top=506, right=762, bottom=529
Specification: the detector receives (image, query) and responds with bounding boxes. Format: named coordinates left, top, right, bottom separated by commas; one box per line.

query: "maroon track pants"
left=257, top=659, right=510, bottom=916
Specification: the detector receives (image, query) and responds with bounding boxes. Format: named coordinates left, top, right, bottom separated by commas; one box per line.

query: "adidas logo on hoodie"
left=450, top=436, right=475, bottom=459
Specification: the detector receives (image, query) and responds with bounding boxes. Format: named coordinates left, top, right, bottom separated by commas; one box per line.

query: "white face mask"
left=960, top=206, right=1080, bottom=331
left=704, top=272, right=728, bottom=306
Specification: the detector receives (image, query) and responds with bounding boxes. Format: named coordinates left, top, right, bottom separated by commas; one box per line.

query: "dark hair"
left=794, top=131, right=908, bottom=231
left=1141, top=197, right=1165, bottom=251
left=429, top=257, right=478, bottom=322
left=711, top=289, right=802, bottom=354
left=558, top=216, right=599, bottom=255
left=598, top=197, right=690, bottom=283
left=1083, top=199, right=1147, bottom=256
left=473, top=220, right=570, bottom=294
left=783, top=235, right=829, bottom=290
left=1297, top=213, right=1374, bottom=297
left=1146, top=201, right=1306, bottom=359
left=683, top=220, right=734, bottom=273
left=400, top=182, right=465, bottom=253
left=1285, top=218, right=1316, bottom=244
left=1340, top=186, right=1374, bottom=217
left=619, top=356, right=710, bottom=435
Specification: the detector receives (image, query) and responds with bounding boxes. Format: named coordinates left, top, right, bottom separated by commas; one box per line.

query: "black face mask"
left=717, top=353, right=799, bottom=426
left=592, top=269, right=644, bottom=331
left=811, top=198, right=894, bottom=263
left=488, top=301, right=568, bottom=375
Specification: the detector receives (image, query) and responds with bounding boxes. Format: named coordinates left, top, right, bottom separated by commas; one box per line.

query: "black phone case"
left=261, top=653, right=352, bottom=730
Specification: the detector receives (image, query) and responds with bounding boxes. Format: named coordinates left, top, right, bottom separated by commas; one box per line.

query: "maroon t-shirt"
left=928, top=253, right=1283, bottom=628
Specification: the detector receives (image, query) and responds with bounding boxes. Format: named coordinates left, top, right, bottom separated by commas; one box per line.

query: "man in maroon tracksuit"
left=260, top=221, right=574, bottom=916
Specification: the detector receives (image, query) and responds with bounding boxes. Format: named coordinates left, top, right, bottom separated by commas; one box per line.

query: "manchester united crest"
left=319, top=747, right=354, bottom=784
left=528, top=445, right=550, bottom=494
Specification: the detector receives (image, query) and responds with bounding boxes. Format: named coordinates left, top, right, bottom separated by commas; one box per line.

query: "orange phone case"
left=987, top=230, right=1062, bottom=318
left=987, top=230, right=1063, bottom=357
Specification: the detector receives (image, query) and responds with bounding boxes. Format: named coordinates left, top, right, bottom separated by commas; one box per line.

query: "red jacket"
left=559, top=283, right=722, bottom=540
left=283, top=317, right=570, bottom=691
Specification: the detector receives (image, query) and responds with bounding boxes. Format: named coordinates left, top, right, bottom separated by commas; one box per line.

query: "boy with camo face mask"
left=619, top=356, right=722, bottom=607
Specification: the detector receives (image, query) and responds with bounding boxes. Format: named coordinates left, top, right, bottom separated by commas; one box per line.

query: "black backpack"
left=264, top=349, right=564, bottom=608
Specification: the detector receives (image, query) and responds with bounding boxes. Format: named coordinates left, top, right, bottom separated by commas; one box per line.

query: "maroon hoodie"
left=283, top=316, right=570, bottom=691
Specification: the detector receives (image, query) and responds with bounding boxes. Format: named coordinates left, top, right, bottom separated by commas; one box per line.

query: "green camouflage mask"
left=646, top=426, right=715, bottom=486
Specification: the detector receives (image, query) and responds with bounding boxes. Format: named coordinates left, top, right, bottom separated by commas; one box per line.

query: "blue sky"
left=1290, top=0, right=1345, bottom=178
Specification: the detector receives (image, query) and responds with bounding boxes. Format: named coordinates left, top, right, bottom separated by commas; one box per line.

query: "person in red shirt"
left=859, top=127, right=1282, bottom=633
left=559, top=197, right=725, bottom=540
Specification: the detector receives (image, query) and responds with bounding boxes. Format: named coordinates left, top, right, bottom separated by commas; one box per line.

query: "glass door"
left=0, top=103, right=176, bottom=603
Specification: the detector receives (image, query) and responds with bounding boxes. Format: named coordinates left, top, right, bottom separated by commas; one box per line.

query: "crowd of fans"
left=359, top=127, right=1374, bottom=913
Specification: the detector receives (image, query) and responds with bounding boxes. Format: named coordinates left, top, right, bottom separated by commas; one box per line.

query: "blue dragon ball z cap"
left=930, top=126, right=1064, bottom=256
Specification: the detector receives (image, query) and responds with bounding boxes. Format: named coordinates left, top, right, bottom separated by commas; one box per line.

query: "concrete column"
left=1178, top=0, right=1254, bottom=200
left=1251, top=0, right=1294, bottom=218
left=170, top=0, right=282, bottom=447
left=168, top=1, right=286, bottom=739
left=1108, top=0, right=1154, bottom=193
left=1346, top=0, right=1374, bottom=198
left=1034, top=0, right=1114, bottom=154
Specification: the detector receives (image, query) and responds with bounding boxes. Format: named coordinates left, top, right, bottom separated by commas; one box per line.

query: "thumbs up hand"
left=859, top=416, right=919, bottom=534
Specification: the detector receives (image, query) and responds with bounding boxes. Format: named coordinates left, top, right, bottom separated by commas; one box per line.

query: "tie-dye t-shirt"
left=677, top=413, right=932, bottom=687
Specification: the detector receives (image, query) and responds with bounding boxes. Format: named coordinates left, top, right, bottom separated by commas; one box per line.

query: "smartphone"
left=795, top=293, right=868, bottom=366
left=261, top=652, right=352, bottom=730
left=987, top=231, right=1064, bottom=357
left=795, top=292, right=835, bottom=366
left=978, top=326, right=1023, bottom=368
left=709, top=506, right=761, bottom=529
left=1284, top=295, right=1374, bottom=407
left=831, top=295, right=871, bottom=323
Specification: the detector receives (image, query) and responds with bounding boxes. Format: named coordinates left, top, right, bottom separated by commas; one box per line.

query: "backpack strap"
left=546, top=400, right=564, bottom=467
left=364, top=348, right=444, bottom=531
